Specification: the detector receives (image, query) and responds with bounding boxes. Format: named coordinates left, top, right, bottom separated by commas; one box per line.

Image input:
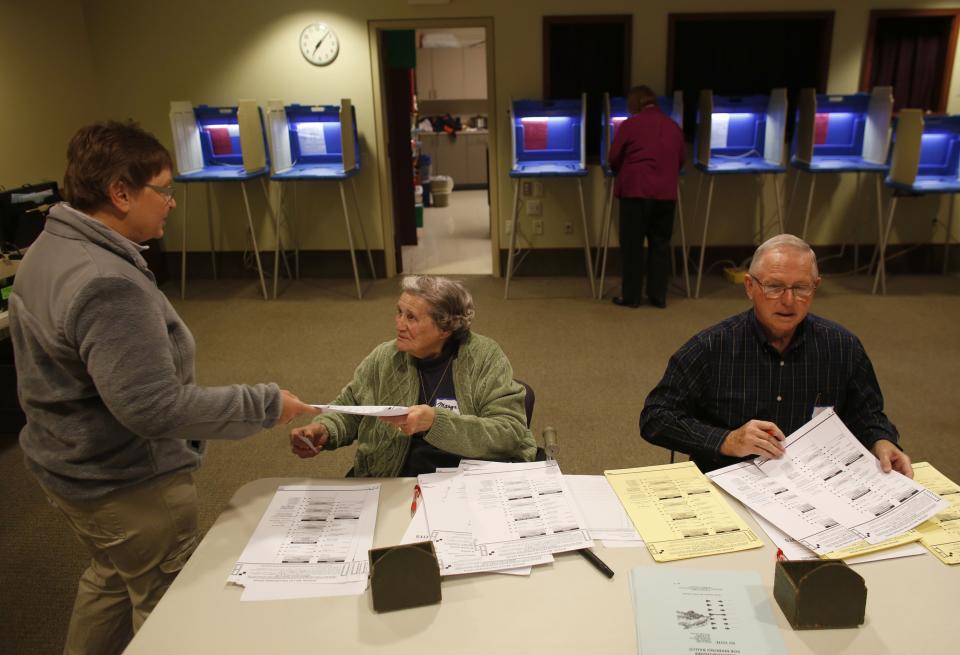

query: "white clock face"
left=300, top=22, right=339, bottom=66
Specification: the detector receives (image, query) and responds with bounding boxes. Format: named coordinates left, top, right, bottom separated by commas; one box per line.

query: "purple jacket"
left=609, top=105, right=685, bottom=200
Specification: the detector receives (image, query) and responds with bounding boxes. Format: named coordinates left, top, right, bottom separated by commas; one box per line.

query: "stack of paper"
left=913, top=461, right=960, bottom=565
left=605, top=462, right=764, bottom=562
left=408, top=461, right=592, bottom=576
left=564, top=475, right=643, bottom=547
left=228, top=484, right=380, bottom=601
left=707, top=410, right=948, bottom=560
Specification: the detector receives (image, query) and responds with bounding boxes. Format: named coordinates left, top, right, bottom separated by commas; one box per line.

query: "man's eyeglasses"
left=145, top=184, right=176, bottom=204
left=753, top=278, right=817, bottom=300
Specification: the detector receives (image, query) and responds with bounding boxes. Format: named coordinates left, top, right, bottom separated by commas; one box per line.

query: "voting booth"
left=873, top=111, right=960, bottom=294
left=788, top=87, right=894, bottom=254
left=691, top=89, right=788, bottom=297
left=265, top=99, right=374, bottom=299
left=169, top=100, right=280, bottom=300
left=504, top=95, right=594, bottom=298
left=595, top=91, right=690, bottom=301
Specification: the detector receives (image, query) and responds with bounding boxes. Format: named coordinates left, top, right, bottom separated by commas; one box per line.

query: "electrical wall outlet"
left=521, top=181, right=533, bottom=197
left=533, top=219, right=544, bottom=235
left=531, top=181, right=544, bottom=197
left=563, top=222, right=574, bottom=235
left=526, top=199, right=543, bottom=216
left=505, top=220, right=512, bottom=235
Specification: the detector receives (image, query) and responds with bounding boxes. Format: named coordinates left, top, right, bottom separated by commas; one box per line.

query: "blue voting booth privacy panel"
left=512, top=99, right=583, bottom=170
left=917, top=117, right=960, bottom=178
left=811, top=94, right=869, bottom=159
left=284, top=104, right=359, bottom=170
left=195, top=105, right=245, bottom=167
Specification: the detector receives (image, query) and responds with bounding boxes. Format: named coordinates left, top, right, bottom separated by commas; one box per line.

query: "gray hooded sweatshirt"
left=10, top=203, right=281, bottom=500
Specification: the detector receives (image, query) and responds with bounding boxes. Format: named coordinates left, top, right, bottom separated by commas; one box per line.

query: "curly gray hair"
left=400, top=275, right=475, bottom=340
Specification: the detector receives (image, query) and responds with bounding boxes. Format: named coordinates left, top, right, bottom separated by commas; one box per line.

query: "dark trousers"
left=618, top=197, right=676, bottom=305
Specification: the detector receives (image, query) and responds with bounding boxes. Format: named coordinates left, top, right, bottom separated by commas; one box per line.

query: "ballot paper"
left=418, top=468, right=548, bottom=575
left=462, top=461, right=594, bottom=561
left=754, top=410, right=948, bottom=544
left=564, top=474, right=643, bottom=543
left=229, top=484, right=379, bottom=601
left=311, top=404, right=408, bottom=416
left=913, top=461, right=960, bottom=564
left=629, top=567, right=788, bottom=655
left=749, top=510, right=928, bottom=564
left=605, top=462, right=764, bottom=562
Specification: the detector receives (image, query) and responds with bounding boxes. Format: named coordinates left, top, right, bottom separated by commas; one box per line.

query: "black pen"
left=577, top=548, right=614, bottom=579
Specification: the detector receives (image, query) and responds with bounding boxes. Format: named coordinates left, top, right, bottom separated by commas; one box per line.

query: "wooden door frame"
left=368, top=17, right=500, bottom=277
left=860, top=8, right=960, bottom=114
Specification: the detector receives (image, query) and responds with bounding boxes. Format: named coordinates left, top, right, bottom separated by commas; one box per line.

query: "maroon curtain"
left=871, top=17, right=951, bottom=112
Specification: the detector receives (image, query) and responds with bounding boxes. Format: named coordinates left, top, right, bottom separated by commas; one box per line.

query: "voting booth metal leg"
left=801, top=174, right=816, bottom=240
left=775, top=173, right=786, bottom=235
left=206, top=183, right=218, bottom=281
left=676, top=184, right=691, bottom=298
left=785, top=169, right=800, bottom=233
left=694, top=176, right=716, bottom=299
left=944, top=194, right=955, bottom=275
left=597, top=179, right=616, bottom=300
left=239, top=181, right=269, bottom=301
left=504, top=178, right=522, bottom=299
left=872, top=195, right=897, bottom=295
left=291, top=183, right=300, bottom=280
left=180, top=184, right=189, bottom=300
left=868, top=175, right=885, bottom=281
left=337, top=181, right=363, bottom=300
left=577, top=179, right=597, bottom=298
left=350, top=177, right=377, bottom=281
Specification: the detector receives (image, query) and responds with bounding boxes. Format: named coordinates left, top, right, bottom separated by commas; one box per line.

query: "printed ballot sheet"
left=748, top=510, right=927, bottom=564
left=629, top=567, right=788, bottom=655
left=605, top=462, right=763, bottom=562
left=754, top=410, right=948, bottom=544
left=565, top=474, right=643, bottom=543
left=310, top=404, right=408, bottom=416
left=229, top=484, right=379, bottom=601
left=462, top=461, right=593, bottom=561
left=913, top=461, right=960, bottom=564
left=418, top=469, right=549, bottom=575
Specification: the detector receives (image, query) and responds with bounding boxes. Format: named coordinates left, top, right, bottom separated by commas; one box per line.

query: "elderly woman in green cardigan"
left=290, top=275, right=537, bottom=476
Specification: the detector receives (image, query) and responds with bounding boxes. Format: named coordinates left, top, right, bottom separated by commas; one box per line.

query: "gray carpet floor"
left=3, top=271, right=959, bottom=653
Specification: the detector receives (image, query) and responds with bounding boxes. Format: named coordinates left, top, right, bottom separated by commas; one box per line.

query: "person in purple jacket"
left=608, top=85, right=686, bottom=308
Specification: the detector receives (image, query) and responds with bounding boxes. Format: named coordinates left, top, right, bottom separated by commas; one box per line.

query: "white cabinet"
left=419, top=132, right=488, bottom=187
left=416, top=47, right=486, bottom=100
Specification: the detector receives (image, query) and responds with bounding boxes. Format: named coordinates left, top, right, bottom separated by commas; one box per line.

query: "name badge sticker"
left=435, top=397, right=461, bottom=415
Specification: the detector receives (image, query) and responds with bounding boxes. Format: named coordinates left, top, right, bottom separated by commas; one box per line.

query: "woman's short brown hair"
left=63, top=121, right=173, bottom=212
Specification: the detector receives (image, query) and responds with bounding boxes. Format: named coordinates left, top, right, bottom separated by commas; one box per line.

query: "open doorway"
left=371, top=19, right=498, bottom=277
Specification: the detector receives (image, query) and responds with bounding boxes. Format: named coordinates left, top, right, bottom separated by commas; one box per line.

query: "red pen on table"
left=410, top=484, right=422, bottom=516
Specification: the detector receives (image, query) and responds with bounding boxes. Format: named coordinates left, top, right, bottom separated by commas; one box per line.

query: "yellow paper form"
left=820, top=529, right=921, bottom=560
left=604, top=462, right=763, bottom=562
left=913, top=461, right=960, bottom=565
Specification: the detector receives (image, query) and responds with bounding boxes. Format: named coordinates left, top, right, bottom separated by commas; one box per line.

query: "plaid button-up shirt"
left=640, top=310, right=899, bottom=472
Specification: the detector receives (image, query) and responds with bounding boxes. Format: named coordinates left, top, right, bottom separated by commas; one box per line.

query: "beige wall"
left=0, top=0, right=102, bottom=187
left=10, top=0, right=960, bottom=264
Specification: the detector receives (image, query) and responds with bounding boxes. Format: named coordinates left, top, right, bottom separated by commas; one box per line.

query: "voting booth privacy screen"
left=791, top=87, right=893, bottom=171
left=694, top=90, right=787, bottom=173
left=265, top=100, right=360, bottom=178
left=510, top=96, right=587, bottom=176
left=888, top=111, right=960, bottom=193
left=169, top=101, right=269, bottom=179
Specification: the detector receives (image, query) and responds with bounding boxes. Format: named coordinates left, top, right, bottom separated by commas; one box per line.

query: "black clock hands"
left=313, top=32, right=329, bottom=56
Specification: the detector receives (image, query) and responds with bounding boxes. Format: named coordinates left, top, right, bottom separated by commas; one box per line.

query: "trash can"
left=431, top=175, right=454, bottom=207
left=418, top=154, right=433, bottom=207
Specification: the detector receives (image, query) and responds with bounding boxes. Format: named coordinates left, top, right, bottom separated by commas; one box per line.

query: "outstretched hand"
left=379, top=404, right=435, bottom=435
left=872, top=439, right=913, bottom=478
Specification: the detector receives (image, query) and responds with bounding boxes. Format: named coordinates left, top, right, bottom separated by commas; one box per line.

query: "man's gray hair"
left=748, top=234, right=819, bottom=279
left=400, top=275, right=476, bottom=340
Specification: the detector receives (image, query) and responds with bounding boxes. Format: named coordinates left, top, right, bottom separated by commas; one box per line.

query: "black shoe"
left=612, top=296, right=641, bottom=308
left=648, top=297, right=667, bottom=309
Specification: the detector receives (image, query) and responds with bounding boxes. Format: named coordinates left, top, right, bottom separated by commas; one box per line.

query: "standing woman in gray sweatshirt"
left=8, top=121, right=318, bottom=655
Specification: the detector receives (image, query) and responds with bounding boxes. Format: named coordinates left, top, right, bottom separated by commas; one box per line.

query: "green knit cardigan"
left=314, top=332, right=537, bottom=477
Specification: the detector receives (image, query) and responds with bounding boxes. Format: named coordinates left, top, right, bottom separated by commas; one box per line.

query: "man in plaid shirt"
left=641, top=234, right=912, bottom=477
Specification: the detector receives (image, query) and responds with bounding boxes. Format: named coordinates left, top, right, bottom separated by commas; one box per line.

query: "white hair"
left=400, top=275, right=475, bottom=340
left=748, top=234, right=819, bottom=278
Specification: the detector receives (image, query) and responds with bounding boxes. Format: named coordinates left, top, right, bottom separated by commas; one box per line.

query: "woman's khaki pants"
left=44, top=472, right=199, bottom=655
